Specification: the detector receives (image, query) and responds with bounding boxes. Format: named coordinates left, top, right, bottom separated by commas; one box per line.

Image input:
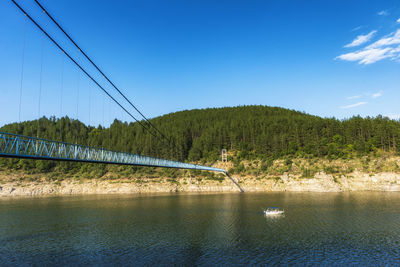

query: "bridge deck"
left=0, top=132, right=226, bottom=173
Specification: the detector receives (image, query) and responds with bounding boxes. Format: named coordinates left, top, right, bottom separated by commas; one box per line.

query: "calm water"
left=1, top=192, right=400, bottom=266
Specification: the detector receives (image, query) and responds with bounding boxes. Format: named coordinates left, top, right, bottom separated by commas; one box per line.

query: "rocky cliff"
left=2, top=171, right=400, bottom=197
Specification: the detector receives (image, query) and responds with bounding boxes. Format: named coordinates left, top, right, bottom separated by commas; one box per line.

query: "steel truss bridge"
left=0, top=132, right=226, bottom=173
left=0, top=132, right=245, bottom=191
left=3, top=0, right=245, bottom=192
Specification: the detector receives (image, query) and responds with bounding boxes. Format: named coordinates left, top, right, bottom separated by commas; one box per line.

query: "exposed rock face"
left=0, top=178, right=241, bottom=197
left=280, top=172, right=342, bottom=192
left=340, top=172, right=400, bottom=191
left=1, top=172, right=400, bottom=197
left=241, top=172, right=400, bottom=192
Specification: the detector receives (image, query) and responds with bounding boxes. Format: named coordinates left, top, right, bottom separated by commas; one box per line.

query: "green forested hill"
left=1, top=105, right=400, bottom=166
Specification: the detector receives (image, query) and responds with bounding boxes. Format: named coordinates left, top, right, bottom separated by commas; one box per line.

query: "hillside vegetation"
left=1, top=105, right=400, bottom=179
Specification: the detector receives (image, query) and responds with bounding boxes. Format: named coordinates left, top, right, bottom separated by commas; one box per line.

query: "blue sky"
left=1, top=0, right=400, bottom=127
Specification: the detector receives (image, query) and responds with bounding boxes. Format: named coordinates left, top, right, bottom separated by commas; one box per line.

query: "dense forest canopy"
left=1, top=105, right=399, bottom=166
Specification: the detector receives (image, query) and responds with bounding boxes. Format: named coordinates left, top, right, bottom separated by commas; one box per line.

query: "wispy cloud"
left=341, top=91, right=381, bottom=110
left=371, top=91, right=382, bottom=98
left=397, top=18, right=400, bottom=23
left=351, top=26, right=363, bottom=32
left=344, top=30, right=377, bottom=48
left=346, top=95, right=362, bottom=100
left=346, top=91, right=383, bottom=100
left=378, top=10, right=389, bottom=16
left=340, top=102, right=368, bottom=109
left=337, top=29, right=400, bottom=64
left=336, top=47, right=392, bottom=64
left=367, top=29, right=400, bottom=49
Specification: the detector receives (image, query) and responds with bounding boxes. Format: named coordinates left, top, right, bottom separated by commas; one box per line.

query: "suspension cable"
left=33, top=0, right=173, bottom=144
left=75, top=71, right=80, bottom=144
left=76, top=72, right=79, bottom=121
left=37, top=38, right=44, bottom=138
left=18, top=16, right=27, bottom=123
left=102, top=94, right=105, bottom=131
left=88, top=83, right=91, bottom=146
left=108, top=98, right=111, bottom=150
left=59, top=56, right=64, bottom=141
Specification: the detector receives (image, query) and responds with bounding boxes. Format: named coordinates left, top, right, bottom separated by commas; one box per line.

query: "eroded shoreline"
left=2, top=171, right=400, bottom=197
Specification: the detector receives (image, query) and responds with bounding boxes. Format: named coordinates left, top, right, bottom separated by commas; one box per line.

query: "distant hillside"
left=2, top=105, right=400, bottom=164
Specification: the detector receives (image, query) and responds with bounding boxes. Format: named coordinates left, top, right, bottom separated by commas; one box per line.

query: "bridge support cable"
left=108, top=98, right=112, bottom=150
left=224, top=172, right=245, bottom=192
left=33, top=0, right=172, bottom=145
left=76, top=72, right=80, bottom=123
left=37, top=38, right=44, bottom=138
left=75, top=71, right=80, bottom=145
left=88, top=83, right=91, bottom=146
left=59, top=57, right=64, bottom=141
left=18, top=16, right=27, bottom=123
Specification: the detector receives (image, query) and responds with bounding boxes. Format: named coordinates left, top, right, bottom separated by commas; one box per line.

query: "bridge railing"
left=0, top=131, right=226, bottom=173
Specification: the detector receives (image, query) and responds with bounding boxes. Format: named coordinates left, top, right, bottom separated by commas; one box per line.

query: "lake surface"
left=1, top=192, right=400, bottom=266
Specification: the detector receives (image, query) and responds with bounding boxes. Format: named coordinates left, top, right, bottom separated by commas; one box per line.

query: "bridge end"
left=223, top=171, right=244, bottom=193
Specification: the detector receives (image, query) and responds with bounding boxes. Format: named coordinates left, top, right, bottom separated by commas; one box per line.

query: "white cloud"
left=336, top=47, right=392, bottom=64
left=397, top=18, right=400, bottom=23
left=371, top=91, right=382, bottom=98
left=351, top=26, right=363, bottom=32
left=345, top=30, right=377, bottom=47
left=340, top=102, right=368, bottom=109
left=378, top=10, right=389, bottom=16
left=337, top=29, right=400, bottom=64
left=346, top=95, right=362, bottom=100
left=367, top=29, right=400, bottom=49
left=386, top=114, right=400, bottom=120
left=338, top=17, right=400, bottom=65
left=346, top=91, right=383, bottom=100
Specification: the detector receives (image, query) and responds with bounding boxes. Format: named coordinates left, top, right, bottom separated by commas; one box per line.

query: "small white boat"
left=264, top=207, right=284, bottom=215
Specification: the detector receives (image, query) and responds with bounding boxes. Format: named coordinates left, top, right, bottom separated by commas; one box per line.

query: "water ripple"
left=1, top=192, right=400, bottom=265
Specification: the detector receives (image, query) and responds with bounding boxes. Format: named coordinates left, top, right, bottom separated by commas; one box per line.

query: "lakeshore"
left=2, top=171, right=400, bottom=197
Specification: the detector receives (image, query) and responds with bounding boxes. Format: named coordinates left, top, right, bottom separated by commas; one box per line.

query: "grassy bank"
left=1, top=150, right=400, bottom=185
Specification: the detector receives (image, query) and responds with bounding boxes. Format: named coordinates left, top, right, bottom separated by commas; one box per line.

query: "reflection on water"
left=1, top=192, right=400, bottom=265
left=264, top=214, right=285, bottom=222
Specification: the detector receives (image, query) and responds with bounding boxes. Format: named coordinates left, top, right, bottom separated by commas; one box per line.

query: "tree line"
left=1, top=105, right=399, bottom=173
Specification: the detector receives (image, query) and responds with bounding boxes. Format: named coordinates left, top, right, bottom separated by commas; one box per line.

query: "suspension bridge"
left=2, top=0, right=244, bottom=191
